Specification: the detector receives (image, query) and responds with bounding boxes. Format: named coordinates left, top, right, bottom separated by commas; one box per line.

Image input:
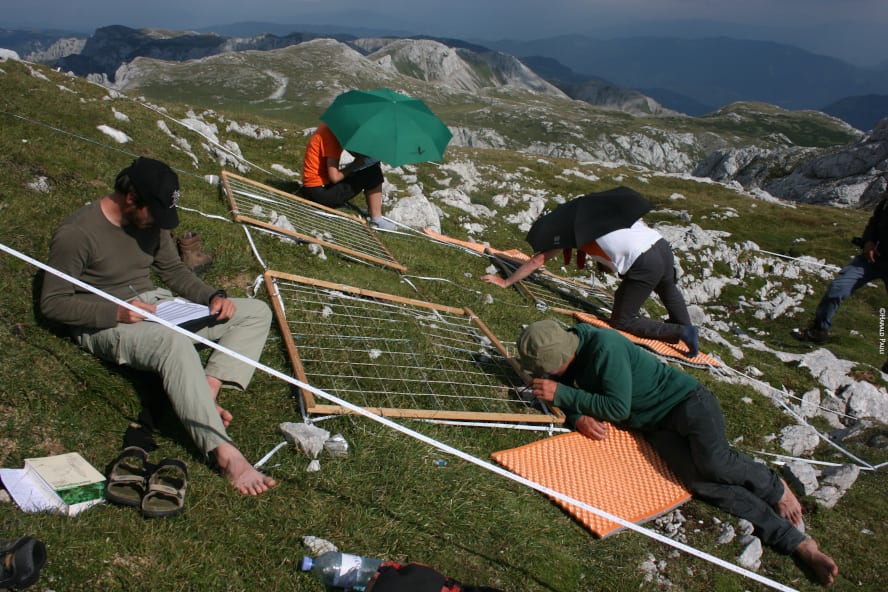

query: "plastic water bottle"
left=300, top=551, right=383, bottom=590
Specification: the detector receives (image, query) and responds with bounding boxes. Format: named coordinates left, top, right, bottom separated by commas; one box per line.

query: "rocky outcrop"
left=38, top=25, right=878, bottom=206
left=526, top=128, right=705, bottom=173
left=764, top=118, right=888, bottom=208
left=52, top=25, right=313, bottom=81
left=563, top=79, right=679, bottom=116
left=366, top=38, right=566, bottom=97
left=24, top=37, right=85, bottom=62
left=695, top=117, right=888, bottom=208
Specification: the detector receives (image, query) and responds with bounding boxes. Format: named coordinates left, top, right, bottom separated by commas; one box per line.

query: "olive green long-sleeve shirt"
left=554, top=323, right=698, bottom=430
left=41, top=201, right=216, bottom=329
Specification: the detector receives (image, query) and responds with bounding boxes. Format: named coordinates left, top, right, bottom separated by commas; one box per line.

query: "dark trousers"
left=610, top=238, right=691, bottom=342
left=645, top=386, right=805, bottom=554
left=814, top=254, right=888, bottom=330
left=300, top=163, right=384, bottom=208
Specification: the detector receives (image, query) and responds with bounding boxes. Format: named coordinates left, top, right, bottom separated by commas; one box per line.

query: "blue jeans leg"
left=814, top=255, right=886, bottom=330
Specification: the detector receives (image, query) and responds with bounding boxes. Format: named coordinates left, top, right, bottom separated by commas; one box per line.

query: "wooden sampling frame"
left=221, top=170, right=406, bottom=273
left=264, top=270, right=564, bottom=424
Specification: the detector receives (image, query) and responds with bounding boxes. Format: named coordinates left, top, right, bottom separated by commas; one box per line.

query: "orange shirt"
left=578, top=241, right=610, bottom=262
left=562, top=242, right=613, bottom=272
left=301, top=123, right=343, bottom=188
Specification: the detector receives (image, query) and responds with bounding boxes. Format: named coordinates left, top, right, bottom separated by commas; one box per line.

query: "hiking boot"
left=792, top=326, right=829, bottom=344
left=0, top=537, right=47, bottom=590
left=176, top=231, right=213, bottom=274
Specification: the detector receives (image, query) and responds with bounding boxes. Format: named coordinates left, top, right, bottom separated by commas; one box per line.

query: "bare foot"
left=795, top=538, right=839, bottom=586
left=214, top=443, right=276, bottom=496
left=775, top=478, right=803, bottom=527
left=216, top=404, right=233, bottom=428
left=207, top=376, right=232, bottom=427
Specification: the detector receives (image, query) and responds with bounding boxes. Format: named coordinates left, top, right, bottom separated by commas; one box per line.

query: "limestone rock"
left=779, top=424, right=821, bottom=456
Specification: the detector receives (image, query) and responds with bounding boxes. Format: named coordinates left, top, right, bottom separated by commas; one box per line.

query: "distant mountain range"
left=489, top=35, right=888, bottom=130
left=2, top=23, right=886, bottom=132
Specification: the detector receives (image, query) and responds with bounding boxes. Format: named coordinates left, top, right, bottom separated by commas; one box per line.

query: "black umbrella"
left=525, top=187, right=653, bottom=253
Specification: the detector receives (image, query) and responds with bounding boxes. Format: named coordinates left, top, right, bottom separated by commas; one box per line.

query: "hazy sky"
left=5, top=0, right=887, bottom=66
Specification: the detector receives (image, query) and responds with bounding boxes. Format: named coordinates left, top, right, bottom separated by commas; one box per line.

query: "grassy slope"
left=1, top=58, right=885, bottom=592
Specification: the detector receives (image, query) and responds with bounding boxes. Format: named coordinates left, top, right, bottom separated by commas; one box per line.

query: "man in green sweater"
left=517, top=319, right=838, bottom=586
left=41, top=157, right=276, bottom=496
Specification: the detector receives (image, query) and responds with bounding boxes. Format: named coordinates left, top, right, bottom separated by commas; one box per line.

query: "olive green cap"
left=517, top=319, right=579, bottom=377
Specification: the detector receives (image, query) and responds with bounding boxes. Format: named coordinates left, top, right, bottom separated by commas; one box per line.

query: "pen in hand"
left=128, top=285, right=142, bottom=302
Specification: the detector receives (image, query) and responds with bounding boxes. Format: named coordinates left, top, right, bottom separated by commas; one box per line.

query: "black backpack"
left=365, top=562, right=503, bottom=592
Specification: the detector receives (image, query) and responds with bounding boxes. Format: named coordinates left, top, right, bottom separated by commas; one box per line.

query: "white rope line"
left=398, top=275, right=534, bottom=311
left=721, top=362, right=859, bottom=422
left=5, top=77, right=283, bottom=187
left=253, top=441, right=289, bottom=468
left=417, top=419, right=570, bottom=433
left=401, top=275, right=484, bottom=295
left=1, top=241, right=800, bottom=592
left=224, top=176, right=397, bottom=266
left=275, top=280, right=538, bottom=419
left=0, top=108, right=129, bottom=156
left=241, top=225, right=269, bottom=271
left=117, top=96, right=280, bottom=180
left=0, top=108, right=210, bottom=185
left=754, top=248, right=842, bottom=273
left=755, top=450, right=874, bottom=470
left=177, top=205, right=231, bottom=222
left=720, top=364, right=875, bottom=470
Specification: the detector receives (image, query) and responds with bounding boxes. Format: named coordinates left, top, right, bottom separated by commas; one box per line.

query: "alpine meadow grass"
left=1, top=57, right=885, bottom=592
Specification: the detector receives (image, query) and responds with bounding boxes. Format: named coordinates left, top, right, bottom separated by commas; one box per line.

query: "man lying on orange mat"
left=517, top=319, right=838, bottom=587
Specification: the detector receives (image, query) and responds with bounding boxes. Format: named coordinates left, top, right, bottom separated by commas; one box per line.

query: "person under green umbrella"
left=300, top=122, right=395, bottom=231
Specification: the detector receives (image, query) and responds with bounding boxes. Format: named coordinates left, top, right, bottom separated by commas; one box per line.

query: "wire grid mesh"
left=220, top=171, right=405, bottom=272
left=265, top=271, right=563, bottom=424
left=488, top=252, right=613, bottom=317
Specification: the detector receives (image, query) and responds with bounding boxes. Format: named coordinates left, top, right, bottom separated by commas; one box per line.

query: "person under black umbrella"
left=482, top=187, right=699, bottom=357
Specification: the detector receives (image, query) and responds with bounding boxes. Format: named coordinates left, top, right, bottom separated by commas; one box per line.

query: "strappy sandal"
left=0, top=536, right=47, bottom=590
left=141, top=458, right=188, bottom=518
left=105, top=446, right=151, bottom=507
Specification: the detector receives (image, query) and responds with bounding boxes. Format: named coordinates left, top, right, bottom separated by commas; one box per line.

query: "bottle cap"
left=300, top=556, right=313, bottom=571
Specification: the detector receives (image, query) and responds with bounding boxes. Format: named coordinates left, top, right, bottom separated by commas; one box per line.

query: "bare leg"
left=775, top=478, right=803, bottom=527
left=365, top=184, right=383, bottom=218
left=206, top=375, right=232, bottom=428
left=794, top=538, right=839, bottom=586
left=213, top=442, right=276, bottom=496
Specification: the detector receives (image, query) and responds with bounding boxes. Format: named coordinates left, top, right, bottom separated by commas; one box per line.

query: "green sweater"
left=554, top=323, right=698, bottom=430
left=40, top=200, right=216, bottom=329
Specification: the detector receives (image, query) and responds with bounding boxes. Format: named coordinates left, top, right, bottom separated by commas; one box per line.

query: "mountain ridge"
left=97, top=35, right=884, bottom=209
left=2, top=25, right=884, bottom=208
left=6, top=24, right=886, bottom=126
left=487, top=34, right=888, bottom=119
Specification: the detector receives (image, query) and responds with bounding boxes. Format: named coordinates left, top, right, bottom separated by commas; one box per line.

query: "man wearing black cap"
left=41, top=157, right=276, bottom=496
left=517, top=319, right=838, bottom=586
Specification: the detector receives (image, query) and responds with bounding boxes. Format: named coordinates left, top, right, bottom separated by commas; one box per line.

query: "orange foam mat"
left=492, top=429, right=691, bottom=538
left=574, top=312, right=721, bottom=368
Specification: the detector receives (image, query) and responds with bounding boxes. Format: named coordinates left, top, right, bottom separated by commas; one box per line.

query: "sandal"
left=0, top=536, right=47, bottom=590
left=105, top=446, right=151, bottom=507
left=141, top=458, right=188, bottom=518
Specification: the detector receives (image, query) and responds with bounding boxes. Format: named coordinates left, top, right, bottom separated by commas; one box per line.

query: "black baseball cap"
left=124, top=157, right=180, bottom=229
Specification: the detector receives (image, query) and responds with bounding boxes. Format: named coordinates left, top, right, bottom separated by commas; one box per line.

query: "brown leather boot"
left=177, top=231, right=213, bottom=274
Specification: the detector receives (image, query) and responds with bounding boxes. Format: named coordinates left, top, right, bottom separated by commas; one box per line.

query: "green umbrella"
left=320, top=88, right=452, bottom=167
